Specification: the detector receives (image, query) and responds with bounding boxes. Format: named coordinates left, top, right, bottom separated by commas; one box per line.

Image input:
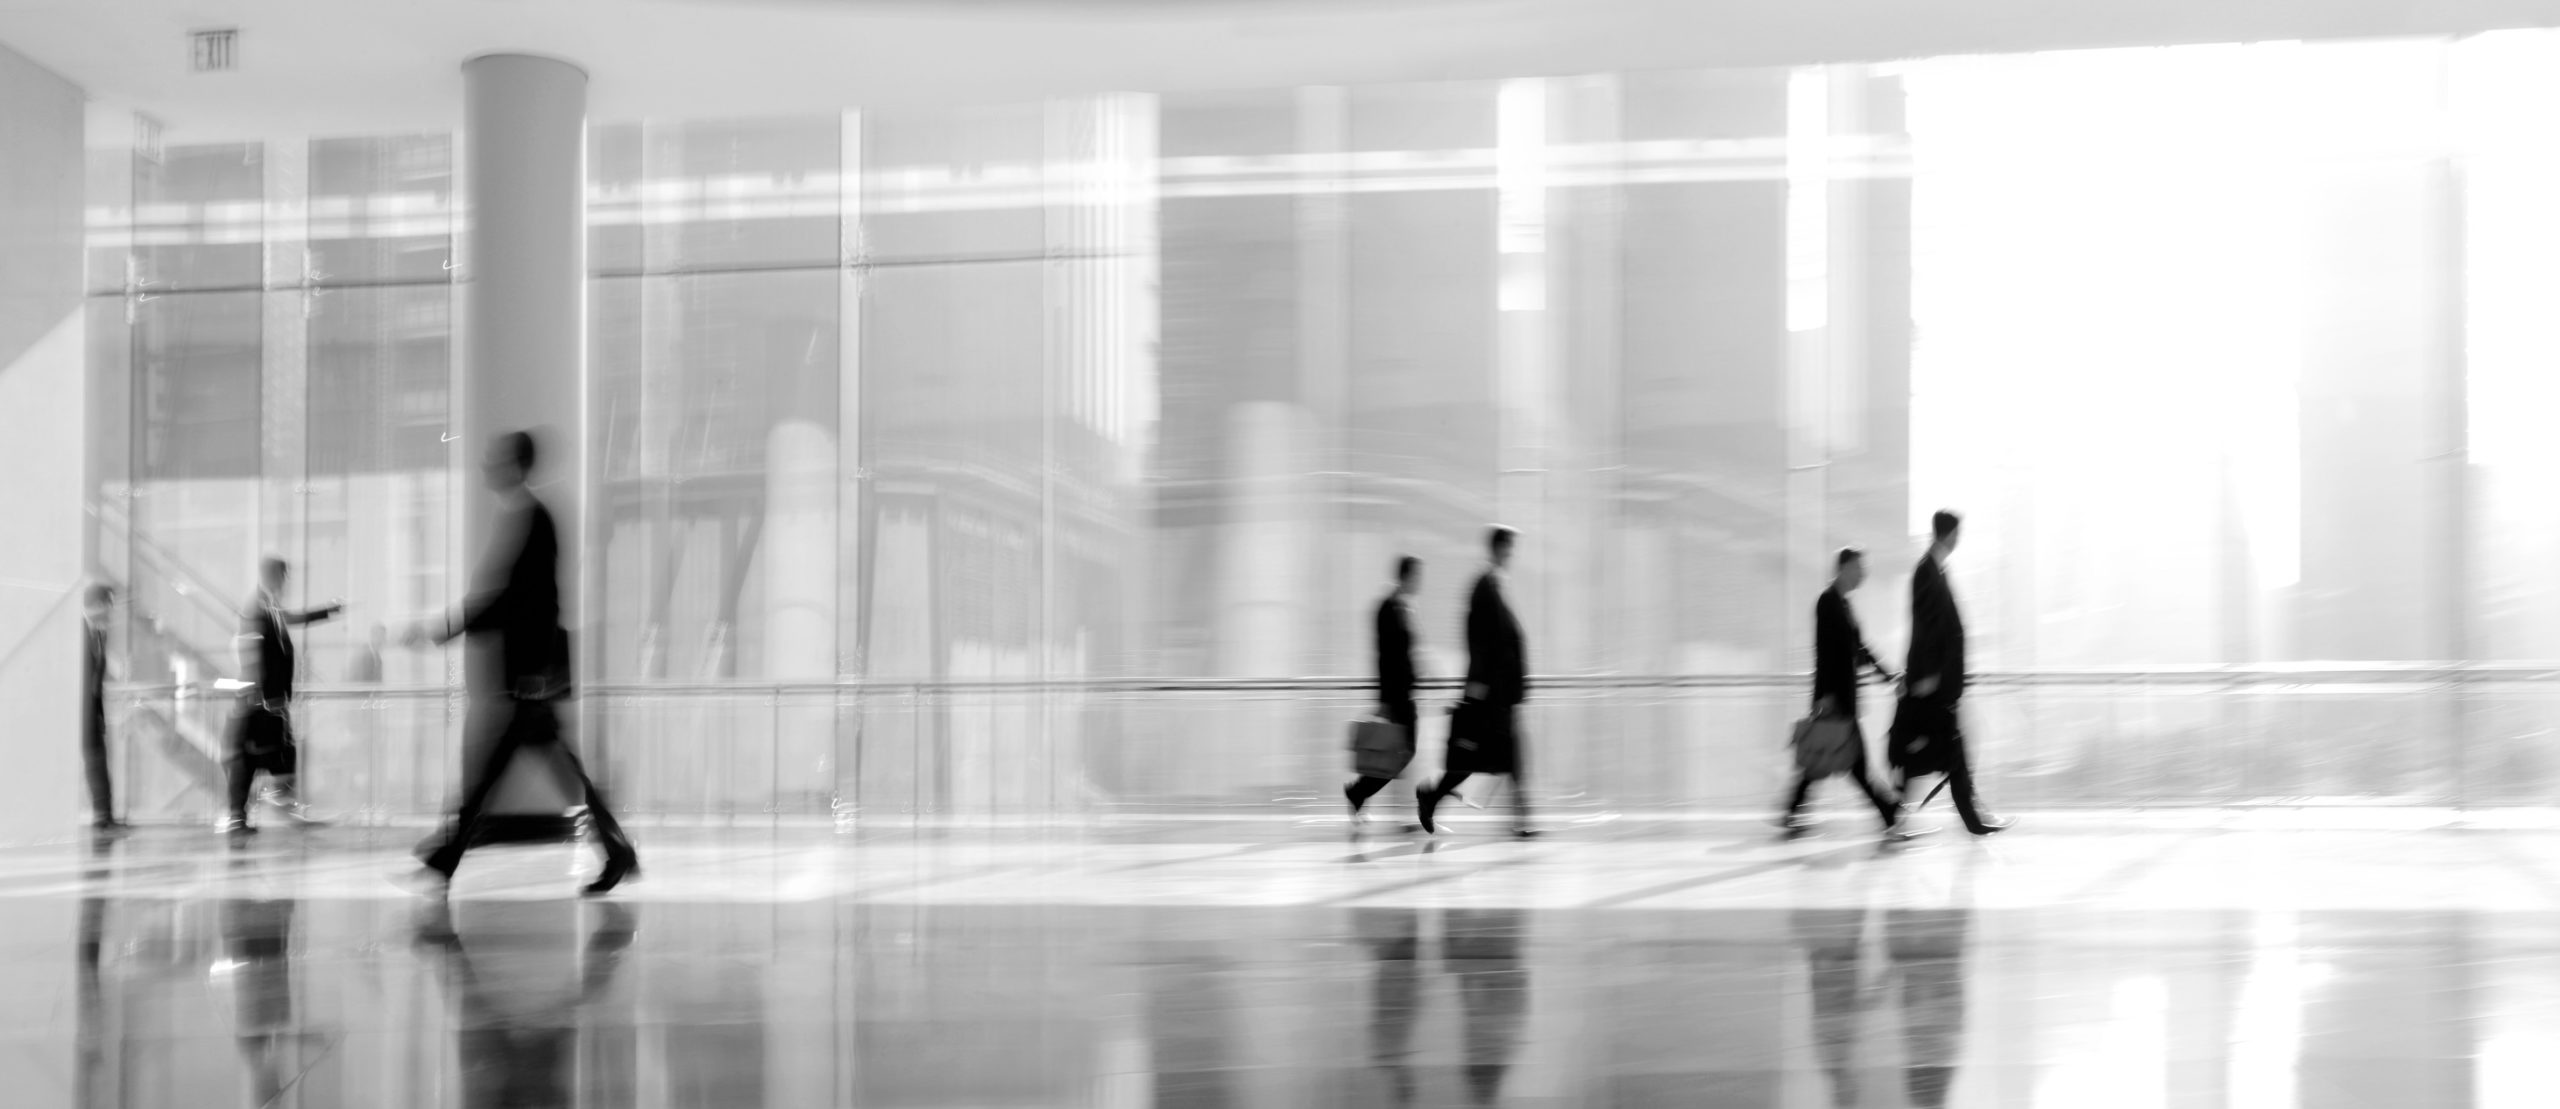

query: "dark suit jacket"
left=1904, top=554, right=1966, bottom=704
left=452, top=495, right=565, bottom=692
left=242, top=593, right=335, bottom=706
left=1464, top=570, right=1528, bottom=706
left=83, top=624, right=108, bottom=737
left=1813, top=586, right=1884, bottom=712
left=1374, top=593, right=1418, bottom=707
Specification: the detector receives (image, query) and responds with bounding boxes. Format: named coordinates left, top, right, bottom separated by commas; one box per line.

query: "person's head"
left=1394, top=555, right=1422, bottom=597
left=1834, top=547, right=1866, bottom=593
left=483, top=430, right=537, bottom=492
left=259, top=556, right=289, bottom=595
left=1487, top=525, right=1519, bottom=570
left=1930, top=509, right=1963, bottom=556
left=84, top=583, right=115, bottom=623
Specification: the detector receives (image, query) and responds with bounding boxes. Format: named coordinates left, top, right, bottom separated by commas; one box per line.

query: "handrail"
left=105, top=663, right=2560, bottom=702
left=92, top=500, right=244, bottom=625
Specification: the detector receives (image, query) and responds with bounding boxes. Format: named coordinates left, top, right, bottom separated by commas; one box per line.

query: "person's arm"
left=1849, top=613, right=1890, bottom=681
left=1908, top=573, right=1948, bottom=697
left=280, top=602, right=343, bottom=627
left=1510, top=597, right=1529, bottom=701
left=1374, top=602, right=1399, bottom=706
left=1813, top=595, right=1842, bottom=716
left=1463, top=581, right=1491, bottom=701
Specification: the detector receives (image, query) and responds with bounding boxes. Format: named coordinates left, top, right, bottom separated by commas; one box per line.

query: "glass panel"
left=588, top=116, right=839, bottom=274
left=306, top=134, right=453, bottom=285
left=135, top=143, right=264, bottom=292
left=860, top=104, right=1047, bottom=262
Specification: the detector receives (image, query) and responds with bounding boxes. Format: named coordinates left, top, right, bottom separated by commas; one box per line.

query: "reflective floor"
left=11, top=806, right=2560, bottom=1107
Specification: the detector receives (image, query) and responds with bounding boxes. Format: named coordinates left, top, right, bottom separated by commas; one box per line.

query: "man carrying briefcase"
left=1346, top=557, right=1424, bottom=825
left=1779, top=548, right=1903, bottom=839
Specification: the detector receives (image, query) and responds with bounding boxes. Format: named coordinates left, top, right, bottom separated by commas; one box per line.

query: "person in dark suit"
left=1898, top=510, right=2008, bottom=836
left=1419, top=526, right=1537, bottom=838
left=222, top=558, right=343, bottom=834
left=1348, top=556, right=1424, bottom=821
left=81, top=584, right=129, bottom=833
left=409, top=431, right=638, bottom=895
left=1779, top=548, right=1903, bottom=838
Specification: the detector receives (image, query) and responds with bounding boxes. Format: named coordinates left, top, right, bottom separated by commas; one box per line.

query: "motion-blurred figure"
left=345, top=623, right=385, bottom=684
left=1892, top=511, right=2009, bottom=836
left=1779, top=548, right=1903, bottom=839
left=1348, top=556, right=1423, bottom=824
left=1420, top=527, right=1537, bottom=838
left=82, top=583, right=128, bottom=832
left=223, top=557, right=343, bottom=834
left=410, top=431, right=638, bottom=895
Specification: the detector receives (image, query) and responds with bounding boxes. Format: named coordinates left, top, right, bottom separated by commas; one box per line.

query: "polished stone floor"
left=10, top=807, right=2560, bottom=1107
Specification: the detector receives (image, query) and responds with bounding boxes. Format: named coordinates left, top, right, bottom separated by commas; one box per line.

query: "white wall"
left=0, top=39, right=87, bottom=842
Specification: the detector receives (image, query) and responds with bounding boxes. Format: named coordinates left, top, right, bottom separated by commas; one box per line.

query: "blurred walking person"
left=1890, top=510, right=2009, bottom=836
left=1778, top=548, right=1903, bottom=839
left=409, top=431, right=639, bottom=895
left=346, top=623, right=386, bottom=683
left=1347, top=556, right=1424, bottom=824
left=1419, top=526, right=1538, bottom=838
left=222, top=558, right=342, bottom=834
left=82, top=584, right=129, bottom=833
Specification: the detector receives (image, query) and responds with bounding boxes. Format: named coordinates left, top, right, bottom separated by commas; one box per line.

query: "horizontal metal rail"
left=103, top=663, right=2560, bottom=702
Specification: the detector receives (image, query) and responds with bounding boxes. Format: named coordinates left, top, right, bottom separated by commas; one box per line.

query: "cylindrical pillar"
left=461, top=52, right=587, bottom=617
left=460, top=53, right=588, bottom=817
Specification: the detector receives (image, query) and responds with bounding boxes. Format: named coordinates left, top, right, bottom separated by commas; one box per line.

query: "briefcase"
left=1887, top=696, right=1952, bottom=777
left=1348, top=717, right=1413, bottom=779
left=1791, top=713, right=1860, bottom=777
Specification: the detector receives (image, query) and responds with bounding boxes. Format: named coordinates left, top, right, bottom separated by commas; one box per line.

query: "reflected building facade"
left=81, top=33, right=2560, bottom=820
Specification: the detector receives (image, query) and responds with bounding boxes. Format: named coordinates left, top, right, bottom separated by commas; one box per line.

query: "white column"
left=461, top=53, right=588, bottom=622
left=0, top=43, right=88, bottom=840
left=459, top=53, right=588, bottom=813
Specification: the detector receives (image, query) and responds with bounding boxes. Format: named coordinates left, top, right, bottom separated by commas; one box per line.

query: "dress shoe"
left=217, top=815, right=256, bottom=836
left=1512, top=828, right=1544, bottom=840
left=583, top=856, right=640, bottom=896
left=1416, top=788, right=1441, bottom=835
left=1969, top=817, right=2013, bottom=837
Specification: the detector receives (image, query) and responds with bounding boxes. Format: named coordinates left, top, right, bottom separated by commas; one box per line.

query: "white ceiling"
left=5, top=0, right=2560, bottom=143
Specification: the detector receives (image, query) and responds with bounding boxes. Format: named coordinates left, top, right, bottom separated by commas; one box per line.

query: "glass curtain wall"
left=85, top=32, right=2560, bottom=822
left=89, top=134, right=458, bottom=826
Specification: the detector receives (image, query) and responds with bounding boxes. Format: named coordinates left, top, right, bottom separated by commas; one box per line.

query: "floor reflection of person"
left=1443, top=907, right=1527, bottom=1106
left=413, top=900, right=639, bottom=1109
left=218, top=897, right=325, bottom=1108
left=1788, top=907, right=1874, bottom=1109
left=1885, top=908, right=1974, bottom=1109
left=1355, top=907, right=1423, bottom=1104
left=75, top=836, right=118, bottom=1109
